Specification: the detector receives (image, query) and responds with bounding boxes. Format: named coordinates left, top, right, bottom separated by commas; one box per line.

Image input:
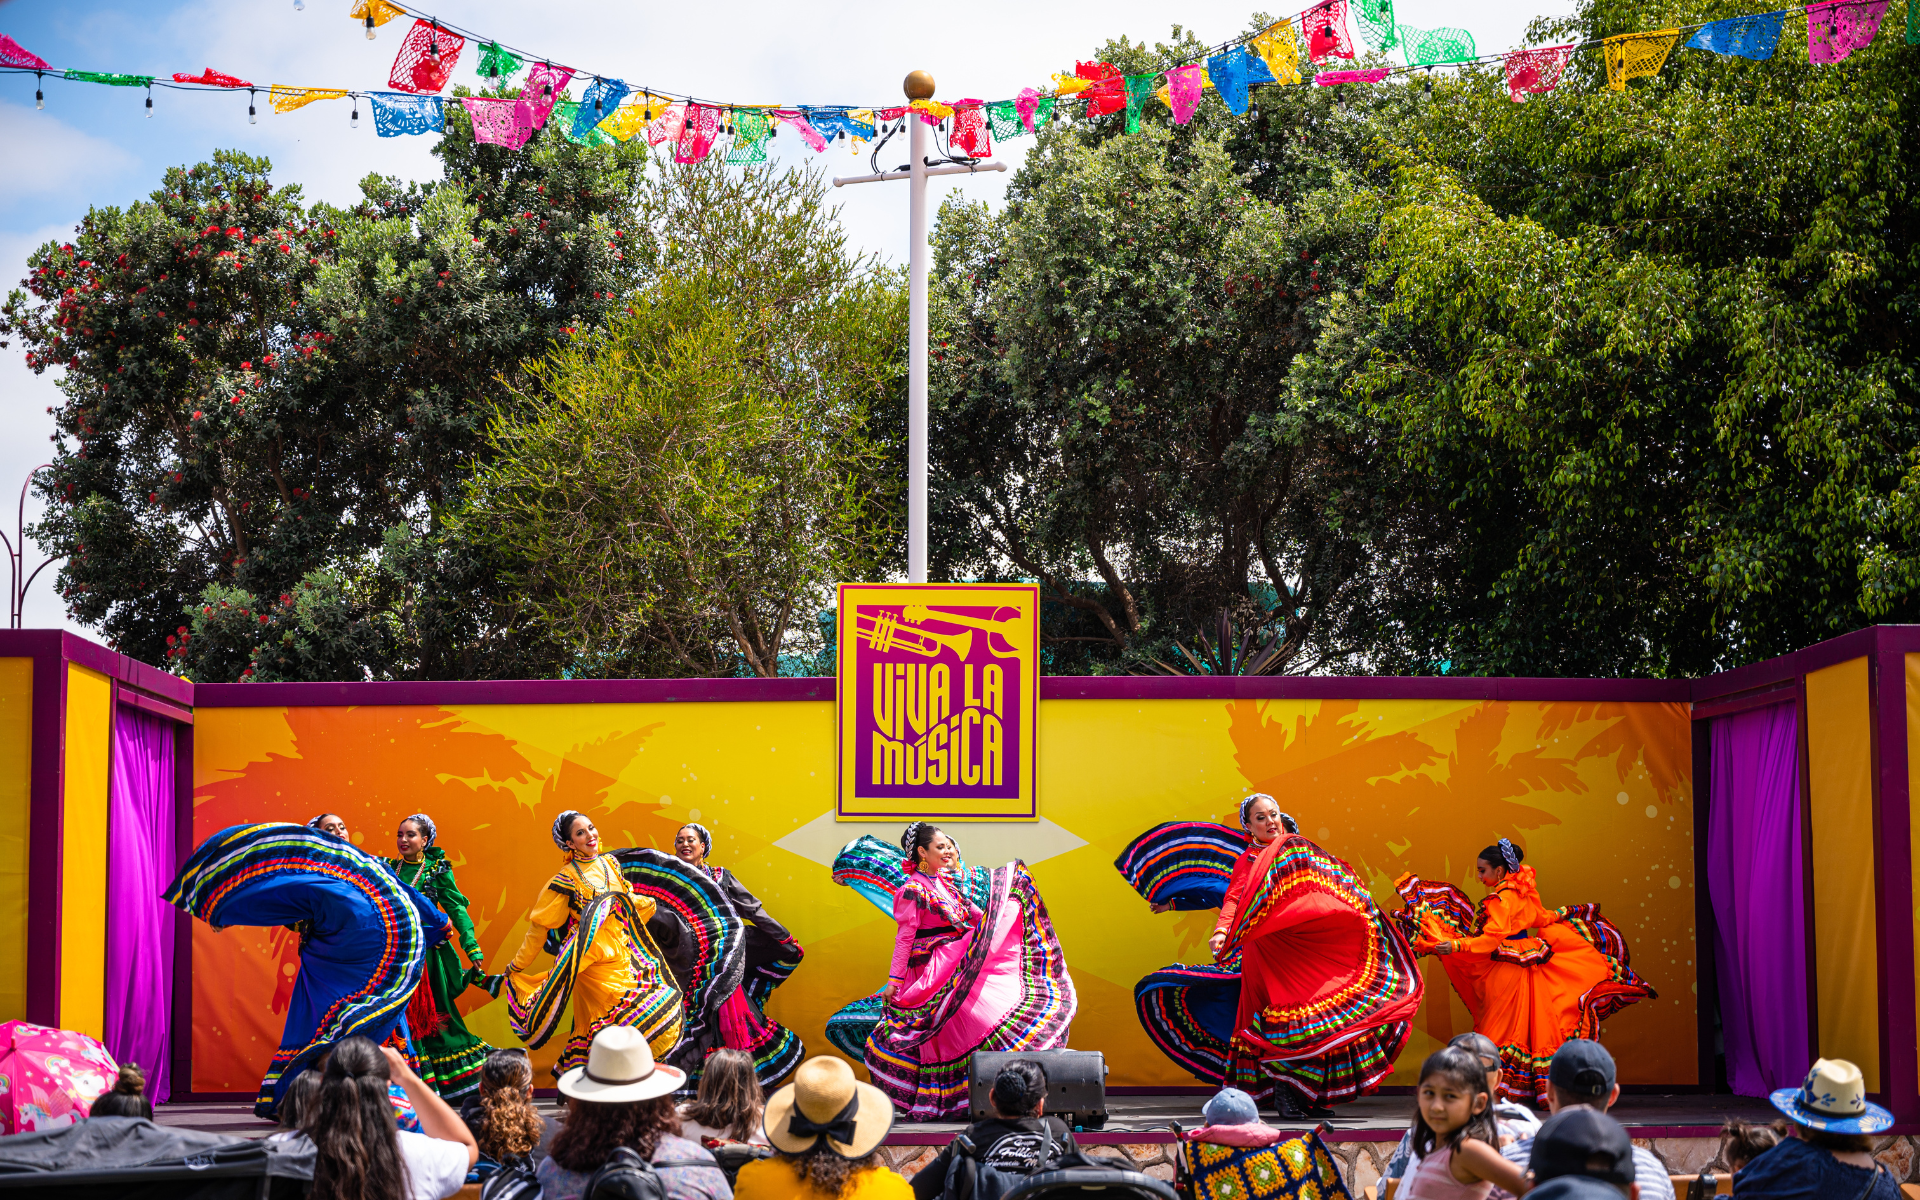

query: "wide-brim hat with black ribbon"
left=764, top=1055, right=893, bottom=1158
left=1769, top=1057, right=1893, bottom=1134
left=556, top=1025, right=686, bottom=1103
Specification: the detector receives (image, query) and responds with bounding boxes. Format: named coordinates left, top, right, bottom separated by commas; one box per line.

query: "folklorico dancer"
left=483, top=810, right=684, bottom=1077
left=164, top=822, right=449, bottom=1118
left=860, top=821, right=1077, bottom=1120
left=660, top=821, right=807, bottom=1085
left=383, top=812, right=494, bottom=1101
left=1394, top=837, right=1657, bottom=1103
left=1118, top=796, right=1424, bottom=1120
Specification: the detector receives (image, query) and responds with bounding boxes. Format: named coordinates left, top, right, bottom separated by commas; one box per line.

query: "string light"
left=364, top=13, right=377, bottom=40
left=146, top=87, right=154, bottom=118
left=249, top=88, right=258, bottom=123
left=35, top=71, right=43, bottom=110
left=350, top=98, right=360, bottom=128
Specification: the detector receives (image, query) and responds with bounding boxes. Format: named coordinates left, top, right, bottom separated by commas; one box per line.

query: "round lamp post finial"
left=904, top=70, right=936, bottom=101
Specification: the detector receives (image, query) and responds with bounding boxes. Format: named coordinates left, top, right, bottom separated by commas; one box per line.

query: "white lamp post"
left=834, top=71, right=1005, bottom=584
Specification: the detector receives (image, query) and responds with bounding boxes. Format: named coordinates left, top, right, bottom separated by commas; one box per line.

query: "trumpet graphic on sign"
left=837, top=584, right=1040, bottom=819
left=854, top=610, right=973, bottom=661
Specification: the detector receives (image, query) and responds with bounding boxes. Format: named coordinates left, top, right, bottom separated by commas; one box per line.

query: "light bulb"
left=249, top=105, right=257, bottom=124
left=146, top=95, right=154, bottom=118
left=364, top=15, right=377, bottom=39
left=351, top=107, right=360, bottom=129
left=36, top=90, right=44, bottom=110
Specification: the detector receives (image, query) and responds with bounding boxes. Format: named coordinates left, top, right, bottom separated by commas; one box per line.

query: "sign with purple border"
left=836, top=583, right=1039, bottom=820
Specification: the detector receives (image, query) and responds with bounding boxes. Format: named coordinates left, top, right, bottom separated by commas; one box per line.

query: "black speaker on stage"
left=968, top=1049, right=1108, bottom=1129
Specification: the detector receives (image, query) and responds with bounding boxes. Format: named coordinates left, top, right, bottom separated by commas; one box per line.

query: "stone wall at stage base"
left=878, top=1134, right=1920, bottom=1194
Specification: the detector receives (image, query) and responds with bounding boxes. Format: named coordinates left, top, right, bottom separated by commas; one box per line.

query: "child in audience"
left=1733, top=1057, right=1897, bottom=1199
left=1400, top=1047, right=1530, bottom=1199
left=86, top=1064, right=153, bottom=1120
left=678, top=1049, right=769, bottom=1147
left=1384, top=1033, right=1538, bottom=1186
left=1717, top=1118, right=1783, bottom=1175
left=1186, top=1087, right=1282, bottom=1147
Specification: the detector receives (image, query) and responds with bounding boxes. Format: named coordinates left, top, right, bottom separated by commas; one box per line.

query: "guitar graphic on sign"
left=900, top=605, right=1028, bottom=660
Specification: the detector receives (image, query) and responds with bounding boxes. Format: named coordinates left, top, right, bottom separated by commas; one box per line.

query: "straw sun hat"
left=764, top=1055, right=894, bottom=1158
left=556, top=1026, right=686, bottom=1103
left=1769, top=1057, right=1894, bottom=1134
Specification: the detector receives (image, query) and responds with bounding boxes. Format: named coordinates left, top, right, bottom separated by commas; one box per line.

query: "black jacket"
left=909, top=1116, right=1076, bottom=1200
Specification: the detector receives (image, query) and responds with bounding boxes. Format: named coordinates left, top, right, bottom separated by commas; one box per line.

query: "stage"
left=152, top=1089, right=1779, bottom=1144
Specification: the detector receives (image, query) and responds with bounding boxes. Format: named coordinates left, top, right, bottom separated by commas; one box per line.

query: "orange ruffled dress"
left=1393, top=865, right=1656, bottom=1103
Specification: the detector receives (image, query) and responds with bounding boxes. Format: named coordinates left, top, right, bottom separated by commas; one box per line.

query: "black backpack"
left=584, top=1145, right=726, bottom=1200
left=480, top=1159, right=541, bottom=1200
left=945, top=1124, right=1079, bottom=1200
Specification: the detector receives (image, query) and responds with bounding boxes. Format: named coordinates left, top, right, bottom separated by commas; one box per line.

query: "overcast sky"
left=0, top=0, right=1553, bottom=636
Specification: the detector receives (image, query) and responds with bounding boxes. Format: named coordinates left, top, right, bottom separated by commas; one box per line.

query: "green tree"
left=459, top=160, right=906, bottom=678
left=929, top=28, right=1425, bottom=674
left=2, top=95, right=649, bottom=680
left=1359, top=0, right=1919, bottom=675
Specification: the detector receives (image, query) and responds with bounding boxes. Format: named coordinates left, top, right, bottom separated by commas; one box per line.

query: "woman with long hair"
left=385, top=813, right=493, bottom=1100
left=302, top=1036, right=477, bottom=1200
left=664, top=823, right=806, bottom=1085
left=485, top=811, right=684, bottom=1078
left=538, top=1025, right=727, bottom=1200
left=1396, top=837, right=1656, bottom=1103
left=463, top=1049, right=558, bottom=1170
left=733, top=1056, right=909, bottom=1200
left=858, top=823, right=1076, bottom=1120
left=678, top=1048, right=768, bottom=1146
left=1194, top=794, right=1424, bottom=1119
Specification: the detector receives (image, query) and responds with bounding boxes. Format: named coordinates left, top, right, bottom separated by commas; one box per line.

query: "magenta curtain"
left=105, top=705, right=177, bottom=1103
left=1707, top=701, right=1810, bottom=1096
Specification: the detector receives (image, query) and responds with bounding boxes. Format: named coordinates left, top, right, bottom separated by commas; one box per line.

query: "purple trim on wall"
left=1691, top=626, right=1884, bottom=704
left=193, top=676, right=836, bottom=708
left=117, top=689, right=193, bottom=726
left=1871, top=634, right=1916, bottom=1120
left=20, top=633, right=65, bottom=1025
left=1691, top=683, right=1800, bottom=723
left=1691, top=717, right=1722, bottom=1091
left=168, top=720, right=194, bottom=1106
left=52, top=632, right=193, bottom=705
left=1039, top=675, right=1692, bottom=702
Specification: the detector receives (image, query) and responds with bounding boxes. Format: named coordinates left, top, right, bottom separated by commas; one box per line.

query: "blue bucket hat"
left=1769, top=1058, right=1893, bottom=1134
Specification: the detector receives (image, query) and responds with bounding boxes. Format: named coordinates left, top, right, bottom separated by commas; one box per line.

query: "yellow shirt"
left=733, top=1157, right=915, bottom=1200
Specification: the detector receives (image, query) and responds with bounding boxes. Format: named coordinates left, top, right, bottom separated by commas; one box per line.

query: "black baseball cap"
left=1528, top=1106, right=1635, bottom=1186
left=1526, top=1177, right=1628, bottom=1200
left=1548, top=1038, right=1617, bottom=1101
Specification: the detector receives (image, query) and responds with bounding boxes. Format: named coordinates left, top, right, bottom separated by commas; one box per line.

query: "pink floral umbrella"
left=0, top=1021, right=119, bottom=1134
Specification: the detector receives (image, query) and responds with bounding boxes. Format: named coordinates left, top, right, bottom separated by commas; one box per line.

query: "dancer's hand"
left=1149, top=900, right=1175, bottom=914
left=882, top=982, right=896, bottom=1005
left=1208, top=930, right=1226, bottom=959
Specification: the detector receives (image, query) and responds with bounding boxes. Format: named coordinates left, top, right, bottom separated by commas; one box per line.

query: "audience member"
left=1491, top=1041, right=1672, bottom=1200
left=1716, top=1118, right=1783, bottom=1176
left=462, top=1049, right=559, bottom=1170
left=86, top=1063, right=153, bottom=1120
left=734, top=1055, right=910, bottom=1200
left=1400, top=1046, right=1531, bottom=1198
left=302, top=1036, right=478, bottom=1200
left=275, top=1069, right=322, bottom=1134
left=1732, top=1058, right=1897, bottom=1199
left=1384, top=1033, right=1540, bottom=1186
left=1527, top=1106, right=1637, bottom=1197
left=538, top=1026, right=727, bottom=1200
left=679, top=1049, right=770, bottom=1146
left=909, top=1059, right=1075, bottom=1200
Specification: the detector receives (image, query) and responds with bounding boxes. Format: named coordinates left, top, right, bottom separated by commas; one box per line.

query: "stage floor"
left=154, top=1091, right=1779, bottom=1146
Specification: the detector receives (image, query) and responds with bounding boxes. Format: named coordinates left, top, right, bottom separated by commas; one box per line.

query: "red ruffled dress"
left=1213, top=834, right=1424, bottom=1105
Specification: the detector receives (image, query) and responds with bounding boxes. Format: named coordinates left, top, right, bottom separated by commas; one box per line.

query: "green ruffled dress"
left=387, top=847, right=493, bottom=1100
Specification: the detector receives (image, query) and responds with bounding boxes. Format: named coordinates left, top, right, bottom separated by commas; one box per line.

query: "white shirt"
left=678, top=1106, right=770, bottom=1147
left=269, top=1129, right=470, bottom=1200
left=397, top=1129, right=472, bottom=1200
